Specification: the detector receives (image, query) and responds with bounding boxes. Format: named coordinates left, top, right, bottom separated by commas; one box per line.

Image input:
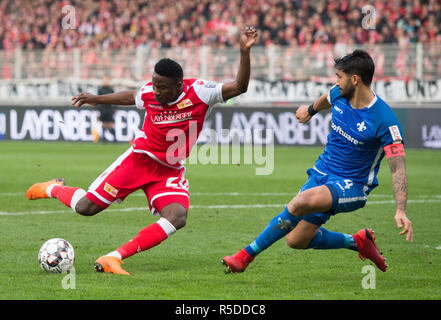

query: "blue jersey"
left=314, top=85, right=404, bottom=189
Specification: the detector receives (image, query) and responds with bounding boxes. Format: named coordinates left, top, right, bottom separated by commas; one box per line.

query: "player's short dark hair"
left=334, top=50, right=375, bottom=85
left=154, top=58, right=183, bottom=82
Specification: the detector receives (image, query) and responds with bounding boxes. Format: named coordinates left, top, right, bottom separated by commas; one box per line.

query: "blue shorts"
left=300, top=168, right=372, bottom=226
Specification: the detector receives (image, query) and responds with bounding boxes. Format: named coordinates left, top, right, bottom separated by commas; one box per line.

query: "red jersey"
left=133, top=79, right=224, bottom=168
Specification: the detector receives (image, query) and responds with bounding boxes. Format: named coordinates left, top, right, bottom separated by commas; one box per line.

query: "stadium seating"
left=1, top=0, right=440, bottom=81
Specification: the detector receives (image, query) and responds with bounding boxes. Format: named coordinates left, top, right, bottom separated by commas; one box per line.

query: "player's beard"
left=340, top=85, right=355, bottom=101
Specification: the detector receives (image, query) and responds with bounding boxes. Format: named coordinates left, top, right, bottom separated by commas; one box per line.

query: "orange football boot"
left=26, top=178, right=65, bottom=200
left=94, top=256, right=130, bottom=276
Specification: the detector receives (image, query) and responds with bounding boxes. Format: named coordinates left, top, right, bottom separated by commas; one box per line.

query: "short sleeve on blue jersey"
left=375, top=106, right=404, bottom=147
left=326, top=85, right=341, bottom=105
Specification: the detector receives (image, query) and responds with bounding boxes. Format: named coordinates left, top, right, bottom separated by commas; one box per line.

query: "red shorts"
left=86, top=147, right=189, bottom=215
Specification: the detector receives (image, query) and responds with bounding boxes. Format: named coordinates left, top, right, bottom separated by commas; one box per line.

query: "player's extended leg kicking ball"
left=26, top=149, right=189, bottom=277
left=26, top=26, right=259, bottom=276
left=223, top=50, right=413, bottom=274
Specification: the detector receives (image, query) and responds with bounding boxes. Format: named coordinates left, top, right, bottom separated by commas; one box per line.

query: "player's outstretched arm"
left=385, top=144, right=413, bottom=242
left=296, top=93, right=331, bottom=123
left=221, top=26, right=258, bottom=101
left=72, top=90, right=137, bottom=108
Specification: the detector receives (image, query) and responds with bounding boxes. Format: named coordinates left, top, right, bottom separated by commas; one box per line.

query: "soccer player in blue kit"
left=223, top=50, right=413, bottom=273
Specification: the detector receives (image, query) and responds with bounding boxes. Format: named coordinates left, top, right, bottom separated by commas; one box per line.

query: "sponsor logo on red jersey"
left=150, top=111, right=193, bottom=124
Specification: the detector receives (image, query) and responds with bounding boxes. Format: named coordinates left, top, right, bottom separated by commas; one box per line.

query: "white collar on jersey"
left=167, top=86, right=187, bottom=105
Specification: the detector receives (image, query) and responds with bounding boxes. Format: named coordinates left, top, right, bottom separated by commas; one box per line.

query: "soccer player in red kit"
left=26, top=26, right=259, bottom=275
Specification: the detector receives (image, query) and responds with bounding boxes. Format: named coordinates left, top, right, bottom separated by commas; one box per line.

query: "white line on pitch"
left=0, top=192, right=293, bottom=197
left=1, top=199, right=440, bottom=216
left=2, top=191, right=441, bottom=198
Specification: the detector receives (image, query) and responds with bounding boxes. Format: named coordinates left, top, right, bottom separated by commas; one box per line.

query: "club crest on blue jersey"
left=357, top=121, right=367, bottom=132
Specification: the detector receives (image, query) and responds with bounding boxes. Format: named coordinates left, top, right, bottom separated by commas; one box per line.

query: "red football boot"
left=354, top=228, right=387, bottom=272
left=222, top=249, right=254, bottom=273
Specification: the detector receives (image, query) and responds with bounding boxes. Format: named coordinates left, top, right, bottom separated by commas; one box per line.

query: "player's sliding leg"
left=223, top=185, right=387, bottom=273
left=94, top=203, right=186, bottom=276
left=222, top=206, right=301, bottom=273
left=222, top=186, right=332, bottom=273
left=287, top=183, right=387, bottom=272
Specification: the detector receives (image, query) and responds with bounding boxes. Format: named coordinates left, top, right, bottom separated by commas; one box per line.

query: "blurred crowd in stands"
left=1, top=0, right=441, bottom=80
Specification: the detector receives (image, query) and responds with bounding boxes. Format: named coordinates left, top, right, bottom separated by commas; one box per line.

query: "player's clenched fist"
left=72, top=92, right=98, bottom=108
left=296, top=105, right=312, bottom=123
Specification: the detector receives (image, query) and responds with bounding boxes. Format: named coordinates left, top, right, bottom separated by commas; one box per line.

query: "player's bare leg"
left=285, top=220, right=320, bottom=249
left=286, top=186, right=334, bottom=216
left=159, top=202, right=187, bottom=230
left=74, top=197, right=104, bottom=216
left=95, top=203, right=187, bottom=275
left=284, top=186, right=331, bottom=249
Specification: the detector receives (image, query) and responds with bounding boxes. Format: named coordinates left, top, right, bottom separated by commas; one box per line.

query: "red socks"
left=117, top=223, right=168, bottom=259
left=50, top=185, right=83, bottom=209
left=116, top=218, right=177, bottom=260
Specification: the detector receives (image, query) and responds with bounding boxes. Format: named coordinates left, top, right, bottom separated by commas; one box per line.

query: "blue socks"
left=307, top=228, right=358, bottom=251
left=244, top=207, right=358, bottom=258
left=244, top=206, right=301, bottom=257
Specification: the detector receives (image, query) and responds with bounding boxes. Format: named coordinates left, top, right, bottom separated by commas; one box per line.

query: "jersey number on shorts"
left=166, top=177, right=189, bottom=191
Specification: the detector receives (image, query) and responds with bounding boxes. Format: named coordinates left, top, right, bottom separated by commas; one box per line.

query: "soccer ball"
left=38, top=238, right=75, bottom=273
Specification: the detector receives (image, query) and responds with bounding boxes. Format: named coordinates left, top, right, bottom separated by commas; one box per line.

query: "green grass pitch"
left=0, top=141, right=440, bottom=300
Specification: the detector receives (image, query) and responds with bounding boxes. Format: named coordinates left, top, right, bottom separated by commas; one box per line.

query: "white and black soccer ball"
left=38, top=238, right=75, bottom=273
